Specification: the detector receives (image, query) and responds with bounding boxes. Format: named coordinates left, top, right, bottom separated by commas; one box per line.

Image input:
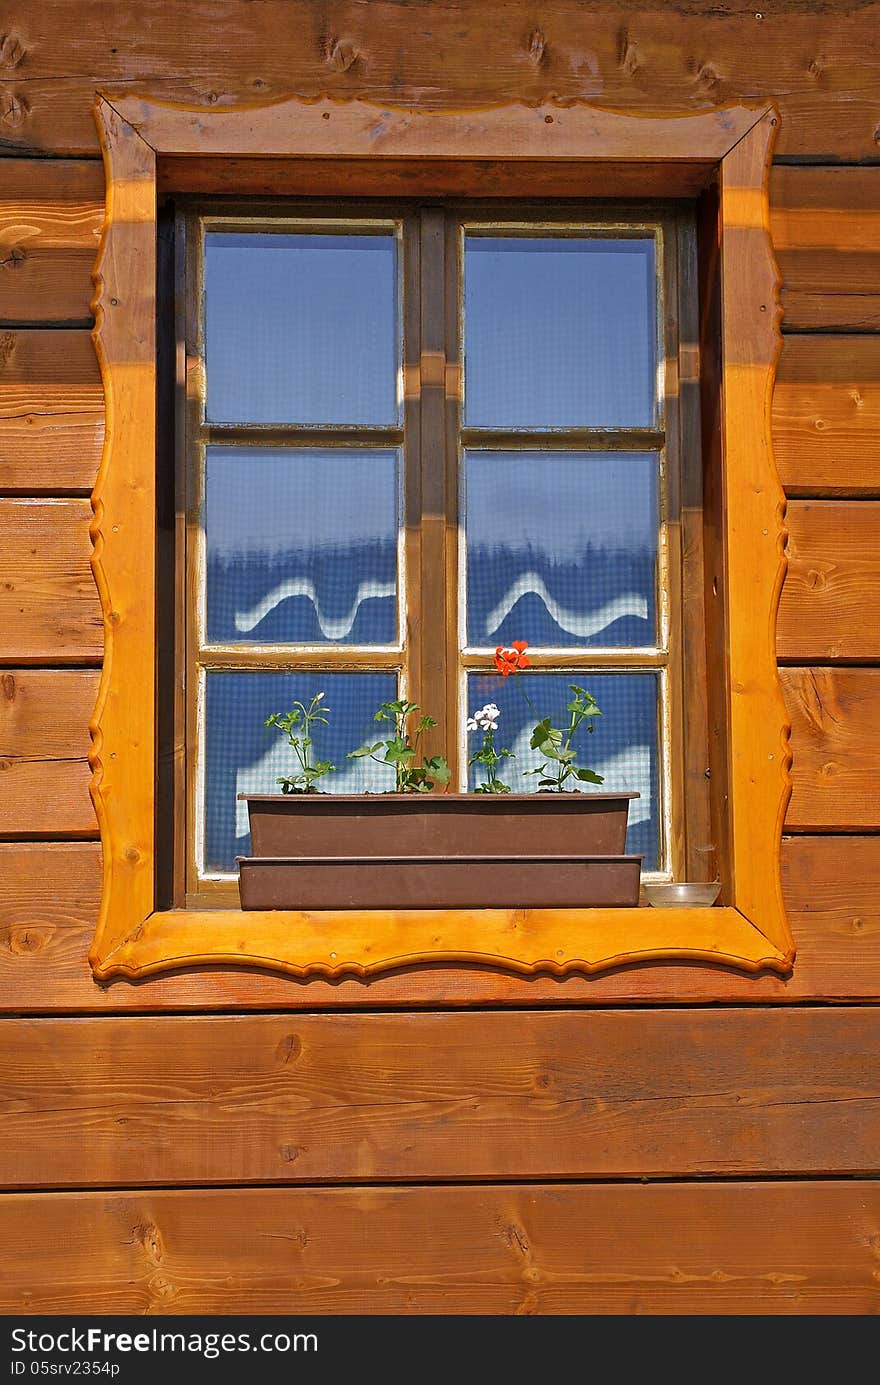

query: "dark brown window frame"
left=172, top=196, right=710, bottom=908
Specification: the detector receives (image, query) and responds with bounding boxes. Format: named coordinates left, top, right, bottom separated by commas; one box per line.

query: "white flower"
left=468, top=702, right=502, bottom=733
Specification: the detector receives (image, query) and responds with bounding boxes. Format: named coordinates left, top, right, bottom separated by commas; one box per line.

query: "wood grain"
left=0, top=499, right=102, bottom=662
left=3, top=1008, right=879, bottom=1188
left=4, top=2, right=880, bottom=157
left=2, top=1183, right=879, bottom=1314
left=0, top=329, right=103, bottom=492
left=771, top=167, right=880, bottom=333
left=783, top=668, right=880, bottom=831
left=0, top=160, right=103, bottom=324
left=1, top=837, right=878, bottom=1011
left=779, top=502, right=880, bottom=661
left=773, top=336, right=880, bottom=497
left=0, top=671, right=98, bottom=838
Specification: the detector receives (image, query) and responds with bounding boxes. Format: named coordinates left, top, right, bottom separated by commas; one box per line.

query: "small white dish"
left=642, top=881, right=721, bottom=908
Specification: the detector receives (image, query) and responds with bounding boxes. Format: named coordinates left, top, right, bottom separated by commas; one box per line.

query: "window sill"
left=90, top=905, right=792, bottom=982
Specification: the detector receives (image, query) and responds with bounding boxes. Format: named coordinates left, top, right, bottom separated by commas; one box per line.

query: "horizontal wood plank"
left=1, top=1182, right=878, bottom=1314
left=0, top=672, right=98, bottom=838
left=783, top=668, right=880, bottom=831
left=3, top=5, right=880, bottom=158
left=773, top=336, right=880, bottom=497
left=3, top=1008, right=878, bottom=1188
left=1, top=837, right=879, bottom=1010
left=779, top=502, right=880, bottom=661
left=0, top=499, right=102, bottom=662
left=0, top=329, right=103, bottom=492
left=0, top=161, right=103, bottom=324
left=771, top=167, right=880, bottom=333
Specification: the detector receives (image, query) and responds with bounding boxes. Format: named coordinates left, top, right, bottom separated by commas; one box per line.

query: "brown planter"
left=237, top=791, right=641, bottom=910
left=241, top=791, right=639, bottom=859
left=237, top=853, right=643, bottom=911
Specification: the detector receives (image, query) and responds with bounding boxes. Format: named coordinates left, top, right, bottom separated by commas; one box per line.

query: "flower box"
left=237, top=791, right=641, bottom=910
left=237, top=851, right=643, bottom=910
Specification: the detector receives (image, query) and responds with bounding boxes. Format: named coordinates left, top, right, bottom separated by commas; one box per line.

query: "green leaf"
left=385, top=742, right=415, bottom=764
left=347, top=743, right=377, bottom=759
left=574, top=767, right=605, bottom=783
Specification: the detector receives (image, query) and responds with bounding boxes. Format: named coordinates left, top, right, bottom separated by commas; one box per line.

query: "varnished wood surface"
left=0, top=500, right=102, bottom=663
left=2, top=1182, right=879, bottom=1314
left=4, top=2, right=880, bottom=158
left=770, top=167, right=880, bottom=332
left=0, top=672, right=98, bottom=838
left=779, top=502, right=880, bottom=661
left=3, top=1008, right=878, bottom=1188
left=0, top=328, right=103, bottom=492
left=0, top=160, right=875, bottom=330
left=1, top=837, right=877, bottom=1010
left=783, top=668, right=880, bottom=831
left=0, top=161, right=103, bottom=324
left=773, top=336, right=880, bottom=497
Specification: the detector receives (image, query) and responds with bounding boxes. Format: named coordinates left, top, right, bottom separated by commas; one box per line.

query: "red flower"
left=493, top=641, right=530, bottom=676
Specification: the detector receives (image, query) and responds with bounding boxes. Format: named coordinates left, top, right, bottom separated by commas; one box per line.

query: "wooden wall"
left=2, top=0, right=880, bottom=1315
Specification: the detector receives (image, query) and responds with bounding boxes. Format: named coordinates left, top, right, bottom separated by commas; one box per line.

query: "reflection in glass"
left=464, top=235, right=656, bottom=428
left=464, top=450, right=658, bottom=649
left=205, top=447, right=399, bottom=647
left=205, top=231, right=399, bottom=424
left=465, top=670, right=660, bottom=868
left=203, top=671, right=398, bottom=872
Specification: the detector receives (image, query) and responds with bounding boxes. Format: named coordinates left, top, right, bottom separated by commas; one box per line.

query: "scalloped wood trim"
left=88, top=92, right=793, bottom=984
left=91, top=906, right=790, bottom=982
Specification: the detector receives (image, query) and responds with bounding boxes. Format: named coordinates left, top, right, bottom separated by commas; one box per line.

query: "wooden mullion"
left=197, top=648, right=404, bottom=671
left=444, top=211, right=463, bottom=786
left=402, top=213, right=422, bottom=713
left=417, top=207, right=451, bottom=762
left=202, top=425, right=404, bottom=447
left=462, top=650, right=668, bottom=670
left=461, top=428, right=665, bottom=451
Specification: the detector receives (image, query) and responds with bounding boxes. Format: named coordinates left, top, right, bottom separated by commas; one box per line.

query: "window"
left=90, top=93, right=794, bottom=980
left=178, top=204, right=710, bottom=904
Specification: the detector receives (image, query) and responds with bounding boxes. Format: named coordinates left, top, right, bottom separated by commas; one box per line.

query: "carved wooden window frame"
left=89, top=94, right=794, bottom=982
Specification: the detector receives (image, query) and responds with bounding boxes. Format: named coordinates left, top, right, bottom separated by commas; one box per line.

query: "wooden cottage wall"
left=1, top=1, right=879, bottom=1313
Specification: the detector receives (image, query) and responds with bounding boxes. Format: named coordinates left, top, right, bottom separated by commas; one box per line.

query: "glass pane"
left=464, top=234, right=656, bottom=428
left=203, top=671, right=399, bottom=873
left=465, top=671, right=660, bottom=869
left=464, top=450, right=658, bottom=649
left=205, top=231, right=399, bottom=424
left=205, top=447, right=400, bottom=647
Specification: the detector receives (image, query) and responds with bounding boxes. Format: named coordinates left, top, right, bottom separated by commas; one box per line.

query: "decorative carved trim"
left=88, top=92, right=794, bottom=984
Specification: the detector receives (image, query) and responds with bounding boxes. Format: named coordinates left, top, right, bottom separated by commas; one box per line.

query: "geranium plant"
left=347, top=698, right=451, bottom=793
left=264, top=691, right=335, bottom=794
left=493, top=641, right=605, bottom=791
left=467, top=701, right=515, bottom=794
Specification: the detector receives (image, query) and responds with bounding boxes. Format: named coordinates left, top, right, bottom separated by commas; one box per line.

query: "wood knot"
left=617, top=29, right=640, bottom=78
left=1, top=247, right=25, bottom=270
left=691, top=59, right=722, bottom=93
left=9, top=928, right=48, bottom=955
left=326, top=37, right=359, bottom=73
left=0, top=33, right=27, bottom=69
left=280, top=1142, right=306, bottom=1164
left=0, top=91, right=29, bottom=127
left=1, top=673, right=15, bottom=701
left=527, top=29, right=546, bottom=67
left=808, top=56, right=825, bottom=79
left=276, top=1032, right=302, bottom=1064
